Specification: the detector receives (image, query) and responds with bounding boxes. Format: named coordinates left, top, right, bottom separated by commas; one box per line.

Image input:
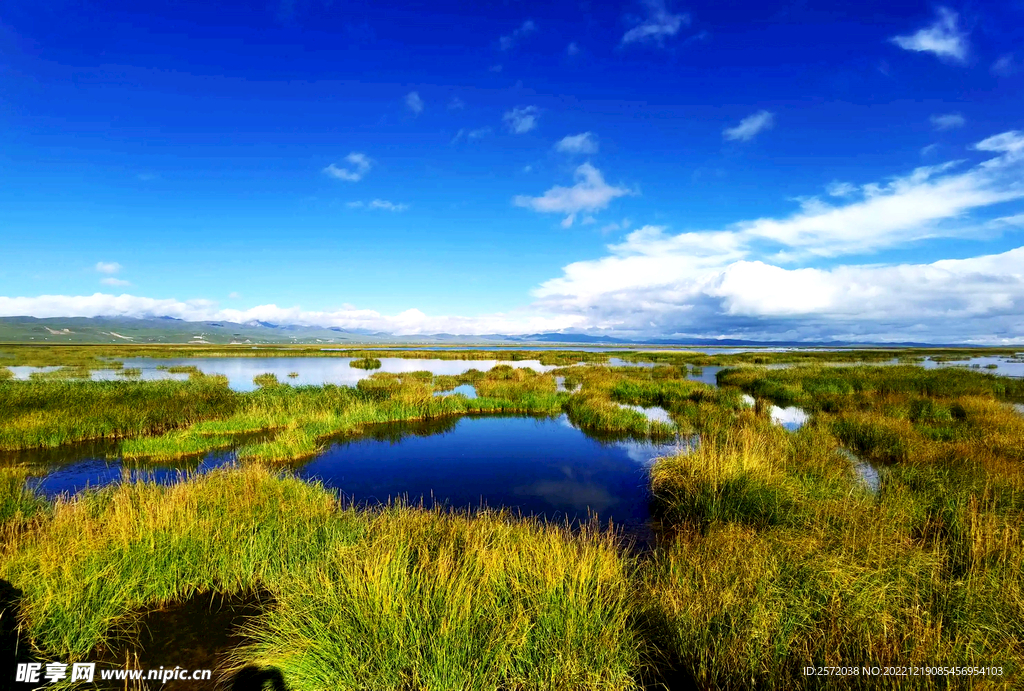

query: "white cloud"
left=621, top=0, right=690, bottom=46
left=526, top=132, right=1024, bottom=341
left=369, top=199, right=409, bottom=211
left=348, top=199, right=409, bottom=211
left=228, top=292, right=242, bottom=299
left=974, top=130, right=1024, bottom=158
left=448, top=97, right=465, bottom=110
left=532, top=244, right=1024, bottom=343
left=555, top=132, right=599, bottom=154
left=100, top=277, right=131, bottom=287
left=452, top=127, right=491, bottom=143
left=0, top=294, right=584, bottom=337
left=513, top=163, right=634, bottom=227
left=723, top=111, right=774, bottom=142
left=890, top=7, right=968, bottom=63
left=323, top=153, right=372, bottom=182
left=499, top=20, right=537, bottom=51
left=825, top=181, right=857, bottom=198
left=567, top=42, right=580, bottom=56
left=95, top=262, right=122, bottom=274
left=931, top=112, right=965, bottom=130
left=405, top=91, right=424, bottom=114
left=504, top=106, right=540, bottom=134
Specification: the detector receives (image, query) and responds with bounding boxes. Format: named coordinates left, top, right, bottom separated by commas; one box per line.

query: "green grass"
left=1, top=467, right=649, bottom=690
left=253, top=372, right=280, bottom=387
left=0, top=378, right=238, bottom=450
left=349, top=357, right=382, bottom=369
left=0, top=466, right=49, bottom=533
left=157, top=364, right=203, bottom=374
left=646, top=365, right=1024, bottom=689
left=234, top=505, right=646, bottom=691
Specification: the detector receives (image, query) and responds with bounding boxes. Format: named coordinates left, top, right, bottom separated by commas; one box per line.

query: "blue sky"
left=1, top=0, right=1023, bottom=341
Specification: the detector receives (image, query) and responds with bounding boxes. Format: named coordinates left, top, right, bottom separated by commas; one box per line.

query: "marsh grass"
left=163, top=364, right=202, bottom=374
left=2, top=467, right=649, bottom=690
left=349, top=357, right=382, bottom=370
left=252, top=372, right=280, bottom=388
left=234, top=506, right=646, bottom=691
left=0, top=466, right=364, bottom=659
left=0, top=465, right=49, bottom=533
left=2, top=356, right=1024, bottom=688
left=0, top=378, right=238, bottom=450
left=647, top=365, right=1024, bottom=688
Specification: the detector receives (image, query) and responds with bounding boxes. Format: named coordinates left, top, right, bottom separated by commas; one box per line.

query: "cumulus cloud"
left=499, top=20, right=537, bottom=51
left=723, top=111, right=774, bottom=142
left=532, top=244, right=1024, bottom=343
left=621, top=0, right=690, bottom=46
left=555, top=132, right=599, bottom=154
left=323, top=153, right=372, bottom=182
left=405, top=91, right=424, bottom=114
left=931, top=112, right=965, bottom=130
left=95, top=262, right=122, bottom=274
left=890, top=7, right=968, bottom=63
left=504, top=106, right=540, bottom=134
left=513, top=163, right=635, bottom=227
left=527, top=132, right=1024, bottom=341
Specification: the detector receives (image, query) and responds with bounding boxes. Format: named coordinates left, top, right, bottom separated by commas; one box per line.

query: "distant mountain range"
left=0, top=316, right=976, bottom=347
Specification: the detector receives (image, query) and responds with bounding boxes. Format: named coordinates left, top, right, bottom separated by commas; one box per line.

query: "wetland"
left=1, top=344, right=1023, bottom=689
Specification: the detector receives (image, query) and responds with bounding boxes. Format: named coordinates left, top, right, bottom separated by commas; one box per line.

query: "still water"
left=77, top=357, right=566, bottom=392
left=22, top=415, right=692, bottom=530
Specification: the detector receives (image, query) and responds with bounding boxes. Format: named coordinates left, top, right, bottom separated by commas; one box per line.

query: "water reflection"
left=432, top=384, right=478, bottom=399
left=299, top=415, right=672, bottom=528
left=770, top=406, right=809, bottom=431
left=615, top=403, right=673, bottom=424
left=838, top=448, right=880, bottom=492
left=12, top=415, right=687, bottom=530
left=88, top=357, right=562, bottom=392
left=919, top=356, right=1024, bottom=379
